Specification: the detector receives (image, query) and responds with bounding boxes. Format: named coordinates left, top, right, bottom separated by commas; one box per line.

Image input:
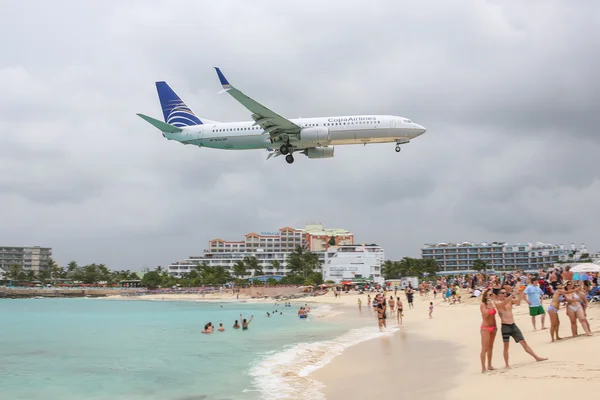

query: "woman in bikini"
left=389, top=296, right=395, bottom=314
left=479, top=289, right=497, bottom=373
left=547, top=283, right=565, bottom=342
left=376, top=302, right=386, bottom=331
left=563, top=281, right=592, bottom=337
left=396, top=296, right=403, bottom=325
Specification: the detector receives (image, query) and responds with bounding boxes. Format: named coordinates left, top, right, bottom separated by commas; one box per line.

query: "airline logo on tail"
left=155, top=81, right=203, bottom=127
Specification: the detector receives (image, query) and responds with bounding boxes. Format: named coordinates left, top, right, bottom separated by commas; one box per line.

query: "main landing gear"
left=280, top=142, right=294, bottom=164
left=395, top=145, right=402, bottom=153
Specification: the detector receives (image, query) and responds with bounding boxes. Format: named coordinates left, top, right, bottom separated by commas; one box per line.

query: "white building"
left=322, top=244, right=385, bottom=285
left=167, top=224, right=354, bottom=278
left=0, top=246, right=52, bottom=273
left=421, top=241, right=564, bottom=273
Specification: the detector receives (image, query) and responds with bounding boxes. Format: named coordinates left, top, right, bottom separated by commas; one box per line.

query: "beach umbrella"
left=570, top=263, right=600, bottom=273
left=573, top=273, right=580, bottom=280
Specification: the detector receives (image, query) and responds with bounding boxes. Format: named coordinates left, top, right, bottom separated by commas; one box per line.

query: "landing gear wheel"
left=280, top=145, right=290, bottom=155
left=285, top=154, right=294, bottom=164
left=395, top=146, right=401, bottom=153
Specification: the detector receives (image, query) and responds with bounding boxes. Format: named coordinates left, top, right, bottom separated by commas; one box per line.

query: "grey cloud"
left=1, top=0, right=599, bottom=268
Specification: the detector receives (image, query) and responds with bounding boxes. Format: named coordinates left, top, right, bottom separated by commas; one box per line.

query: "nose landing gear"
left=394, top=139, right=409, bottom=153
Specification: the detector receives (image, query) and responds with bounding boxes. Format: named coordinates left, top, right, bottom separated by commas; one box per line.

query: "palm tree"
left=243, top=256, right=260, bottom=276
left=271, top=259, right=281, bottom=273
left=421, top=258, right=439, bottom=276
left=398, top=257, right=420, bottom=277
left=382, top=260, right=399, bottom=280
left=67, top=261, right=78, bottom=272
left=233, top=260, right=247, bottom=279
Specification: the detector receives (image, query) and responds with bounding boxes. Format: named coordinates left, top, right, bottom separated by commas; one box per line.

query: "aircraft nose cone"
left=413, top=124, right=426, bottom=136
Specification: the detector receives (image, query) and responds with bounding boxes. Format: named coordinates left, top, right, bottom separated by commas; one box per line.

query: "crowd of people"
left=476, top=267, right=598, bottom=373
left=201, top=313, right=253, bottom=333
left=362, top=288, right=414, bottom=330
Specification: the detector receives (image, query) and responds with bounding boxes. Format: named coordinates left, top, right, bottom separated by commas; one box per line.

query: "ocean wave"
left=248, top=325, right=398, bottom=399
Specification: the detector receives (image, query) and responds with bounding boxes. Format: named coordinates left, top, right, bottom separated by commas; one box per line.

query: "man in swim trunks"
left=524, top=279, right=546, bottom=330
left=494, top=287, right=547, bottom=368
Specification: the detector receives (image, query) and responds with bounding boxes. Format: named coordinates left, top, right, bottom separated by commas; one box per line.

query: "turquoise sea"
left=0, top=298, right=384, bottom=400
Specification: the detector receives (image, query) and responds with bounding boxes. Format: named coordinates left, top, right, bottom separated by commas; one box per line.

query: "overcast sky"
left=1, top=0, right=599, bottom=269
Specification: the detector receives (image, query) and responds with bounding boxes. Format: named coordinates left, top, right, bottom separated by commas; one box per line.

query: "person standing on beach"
left=357, top=297, right=362, bottom=312
left=396, top=297, right=403, bottom=324
left=547, top=283, right=564, bottom=342
left=389, top=296, right=395, bottom=314
left=406, top=288, right=414, bottom=309
left=377, top=302, right=386, bottom=331
left=480, top=290, right=497, bottom=373
left=524, top=278, right=546, bottom=330
left=428, top=302, right=434, bottom=319
left=494, top=288, right=547, bottom=368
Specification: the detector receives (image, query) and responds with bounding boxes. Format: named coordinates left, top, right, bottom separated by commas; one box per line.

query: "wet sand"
left=312, top=322, right=460, bottom=399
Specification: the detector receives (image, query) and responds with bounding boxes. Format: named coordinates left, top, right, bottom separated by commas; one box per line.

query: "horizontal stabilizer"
left=137, top=113, right=182, bottom=133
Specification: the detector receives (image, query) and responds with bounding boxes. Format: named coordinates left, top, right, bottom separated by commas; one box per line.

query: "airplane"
left=137, top=68, right=426, bottom=164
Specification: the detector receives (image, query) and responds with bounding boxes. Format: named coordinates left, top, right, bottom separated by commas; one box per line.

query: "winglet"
left=214, top=67, right=232, bottom=89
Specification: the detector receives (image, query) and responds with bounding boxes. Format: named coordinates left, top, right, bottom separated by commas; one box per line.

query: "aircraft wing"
left=214, top=67, right=301, bottom=138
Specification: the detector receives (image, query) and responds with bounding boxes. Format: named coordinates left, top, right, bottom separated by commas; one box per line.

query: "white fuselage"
left=164, top=115, right=426, bottom=150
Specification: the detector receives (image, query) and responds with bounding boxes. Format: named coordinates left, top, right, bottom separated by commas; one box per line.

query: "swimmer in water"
left=233, top=320, right=240, bottom=329
left=218, top=323, right=225, bottom=332
left=240, top=314, right=253, bottom=330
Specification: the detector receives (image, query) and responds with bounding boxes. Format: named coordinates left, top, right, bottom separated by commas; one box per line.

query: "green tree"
left=232, top=261, right=247, bottom=279
left=243, top=256, right=260, bottom=276
left=472, top=259, right=488, bottom=273
left=271, top=260, right=281, bottom=273
left=328, top=236, right=336, bottom=246
left=47, top=258, right=61, bottom=280
left=398, top=257, right=421, bottom=277
left=421, top=258, right=439, bottom=276
left=26, top=270, right=36, bottom=281
left=382, top=260, right=400, bottom=280
left=38, top=268, right=51, bottom=283
left=67, top=261, right=78, bottom=272
left=6, top=264, right=23, bottom=281
left=141, top=271, right=163, bottom=289
left=287, top=246, right=321, bottom=278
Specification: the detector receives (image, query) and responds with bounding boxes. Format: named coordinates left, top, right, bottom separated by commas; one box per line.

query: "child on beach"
left=429, top=302, right=434, bottom=319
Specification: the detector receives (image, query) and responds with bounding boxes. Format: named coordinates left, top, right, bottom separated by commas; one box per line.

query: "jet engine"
left=298, top=127, right=330, bottom=146
left=305, top=146, right=334, bottom=159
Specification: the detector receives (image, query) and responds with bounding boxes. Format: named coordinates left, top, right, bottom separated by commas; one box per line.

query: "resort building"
left=167, top=224, right=354, bottom=278
left=421, top=242, right=564, bottom=273
left=0, top=246, right=53, bottom=273
left=322, top=244, right=385, bottom=285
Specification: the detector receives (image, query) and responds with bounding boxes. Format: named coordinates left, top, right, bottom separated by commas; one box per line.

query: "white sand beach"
left=306, top=290, right=600, bottom=399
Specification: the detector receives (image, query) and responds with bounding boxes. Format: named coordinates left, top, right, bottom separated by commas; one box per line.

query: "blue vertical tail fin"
left=155, top=81, right=203, bottom=127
